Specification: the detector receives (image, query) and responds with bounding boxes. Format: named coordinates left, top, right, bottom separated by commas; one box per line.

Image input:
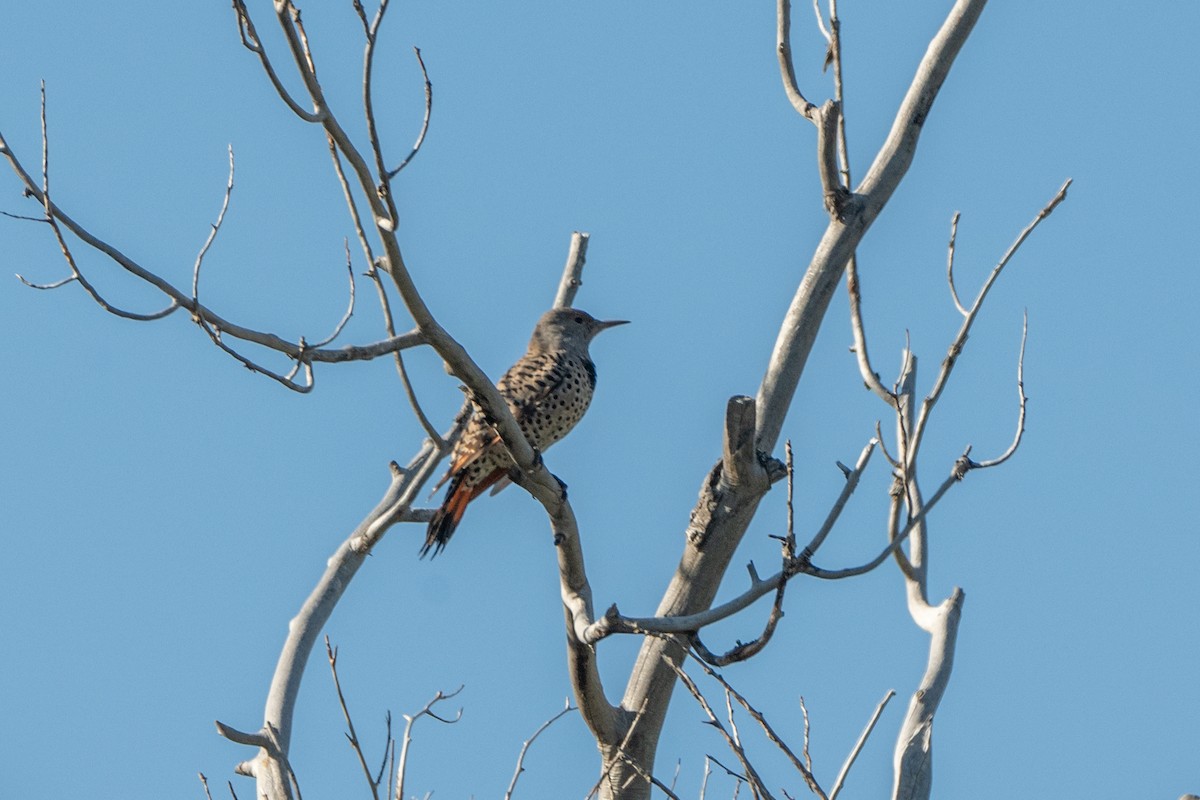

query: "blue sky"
left=2, top=2, right=1198, bottom=798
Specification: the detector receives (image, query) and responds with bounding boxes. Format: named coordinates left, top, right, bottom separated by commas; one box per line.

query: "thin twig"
left=946, top=211, right=967, bottom=315
left=798, top=438, right=876, bottom=560
left=394, top=686, right=465, bottom=800
left=909, top=179, right=1071, bottom=457
left=387, top=47, right=433, bottom=178
left=324, top=637, right=381, bottom=800
left=785, top=440, right=796, bottom=554
left=798, top=696, right=814, bottom=777
left=504, top=699, right=576, bottom=800
left=668, top=659, right=776, bottom=800
left=33, top=85, right=180, bottom=321
left=827, top=690, right=894, bottom=800
left=700, top=756, right=714, bottom=799
left=190, top=144, right=235, bottom=300
left=967, top=310, right=1029, bottom=469
left=845, top=254, right=898, bottom=407
left=613, top=752, right=684, bottom=800
left=230, top=0, right=321, bottom=122
left=364, top=257, right=443, bottom=445
left=811, top=0, right=831, bottom=42
left=306, top=241, right=357, bottom=349
left=682, top=648, right=825, bottom=799
left=827, top=0, right=850, bottom=189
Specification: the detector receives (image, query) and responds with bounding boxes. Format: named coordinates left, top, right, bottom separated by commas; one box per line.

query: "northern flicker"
left=422, top=308, right=628, bottom=557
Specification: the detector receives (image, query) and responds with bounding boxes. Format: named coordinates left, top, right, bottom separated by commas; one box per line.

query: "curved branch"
left=776, top=0, right=819, bottom=120
left=890, top=589, right=964, bottom=800
left=15, top=272, right=75, bottom=290
left=504, top=700, right=576, bottom=800
left=2, top=130, right=426, bottom=366
left=395, top=686, right=464, bottom=800
left=585, top=436, right=875, bottom=646
left=945, top=211, right=967, bottom=316
left=306, top=243, right=356, bottom=349
left=846, top=255, right=899, bottom=407
left=387, top=47, right=433, bottom=179
left=970, top=310, right=1028, bottom=469
left=231, top=0, right=322, bottom=122
left=756, top=0, right=989, bottom=451
left=909, top=179, right=1071, bottom=456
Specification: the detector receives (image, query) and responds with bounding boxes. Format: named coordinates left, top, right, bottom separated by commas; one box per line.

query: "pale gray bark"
left=1, top=1, right=1062, bottom=797
left=599, top=3, right=989, bottom=795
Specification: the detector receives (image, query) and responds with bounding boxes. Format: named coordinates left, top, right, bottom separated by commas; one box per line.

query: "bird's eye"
left=574, top=316, right=584, bottom=324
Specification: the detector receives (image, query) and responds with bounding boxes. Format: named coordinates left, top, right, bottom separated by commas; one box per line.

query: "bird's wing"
left=498, top=353, right=568, bottom=429
left=433, top=354, right=567, bottom=493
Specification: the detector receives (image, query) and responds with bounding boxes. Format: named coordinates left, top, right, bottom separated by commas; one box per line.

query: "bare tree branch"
left=324, top=637, right=384, bottom=800
left=756, top=0, right=988, bottom=450
left=667, top=659, right=776, bottom=800
left=584, top=437, right=874, bottom=645
left=945, top=212, right=967, bottom=316
left=682, top=650, right=826, bottom=799
left=231, top=0, right=322, bottom=123
left=846, top=254, right=899, bottom=408
left=553, top=231, right=590, bottom=309
left=394, top=686, right=464, bottom=800
left=908, top=179, right=1071, bottom=459
left=776, top=0, right=818, bottom=119
left=505, top=700, right=576, bottom=800
left=828, top=690, right=894, bottom=800
left=0, top=122, right=425, bottom=368
left=387, top=47, right=433, bottom=179
left=890, top=590, right=964, bottom=800
left=970, top=310, right=1028, bottom=469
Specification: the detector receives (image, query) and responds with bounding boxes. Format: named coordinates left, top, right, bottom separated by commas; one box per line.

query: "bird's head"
left=530, top=307, right=629, bottom=352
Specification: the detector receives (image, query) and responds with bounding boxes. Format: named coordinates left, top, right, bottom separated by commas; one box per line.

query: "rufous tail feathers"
left=421, top=469, right=505, bottom=558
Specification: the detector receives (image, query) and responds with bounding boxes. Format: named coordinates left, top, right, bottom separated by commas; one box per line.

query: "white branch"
left=890, top=590, right=964, bottom=800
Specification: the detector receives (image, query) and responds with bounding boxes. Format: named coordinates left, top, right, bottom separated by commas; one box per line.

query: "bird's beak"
left=597, top=319, right=630, bottom=331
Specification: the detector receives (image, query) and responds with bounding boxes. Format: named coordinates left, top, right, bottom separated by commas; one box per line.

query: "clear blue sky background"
left=2, top=2, right=1197, bottom=798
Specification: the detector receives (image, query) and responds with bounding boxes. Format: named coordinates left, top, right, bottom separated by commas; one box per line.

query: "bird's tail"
left=421, top=470, right=501, bottom=558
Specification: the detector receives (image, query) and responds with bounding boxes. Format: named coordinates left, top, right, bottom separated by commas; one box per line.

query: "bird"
left=422, top=307, right=628, bottom=557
